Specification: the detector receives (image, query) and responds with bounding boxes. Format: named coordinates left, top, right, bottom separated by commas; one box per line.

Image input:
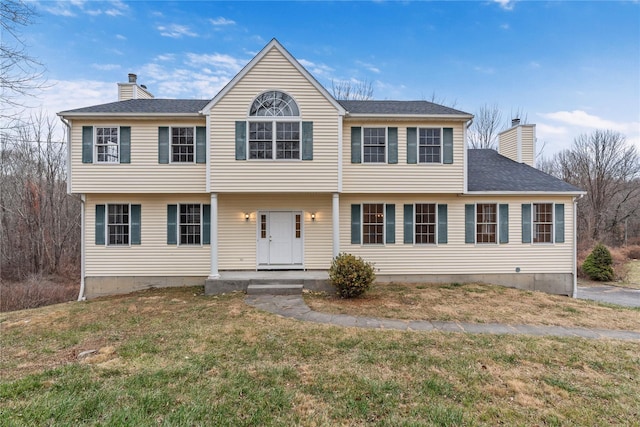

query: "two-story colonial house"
left=58, top=39, right=584, bottom=300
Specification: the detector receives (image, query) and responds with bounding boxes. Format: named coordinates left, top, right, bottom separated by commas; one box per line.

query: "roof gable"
left=201, top=39, right=345, bottom=115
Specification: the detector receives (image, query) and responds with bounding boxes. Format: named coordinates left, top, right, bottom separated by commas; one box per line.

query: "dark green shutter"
left=465, top=204, right=475, bottom=244
left=351, top=204, right=361, bottom=244
left=82, top=126, right=93, bottom=163
left=443, top=127, right=453, bottom=164
left=438, top=204, right=448, bottom=244
left=403, top=204, right=414, bottom=244
left=167, top=204, right=178, bottom=245
left=351, top=127, right=361, bottom=163
left=388, top=127, right=398, bottom=164
left=499, top=204, right=509, bottom=244
left=158, top=127, right=169, bottom=164
left=385, top=204, right=395, bottom=244
left=302, top=121, right=313, bottom=160
left=521, top=204, right=532, bottom=243
left=95, top=204, right=105, bottom=245
left=235, top=121, right=246, bottom=160
left=202, top=204, right=211, bottom=245
left=131, top=204, right=141, bottom=245
left=555, top=204, right=565, bottom=243
left=196, top=126, right=206, bottom=164
left=120, top=126, right=131, bottom=164
left=407, top=127, right=417, bottom=164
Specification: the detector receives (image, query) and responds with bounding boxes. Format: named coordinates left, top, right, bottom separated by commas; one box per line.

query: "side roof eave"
left=56, top=112, right=203, bottom=119
left=200, top=38, right=346, bottom=115
left=344, top=113, right=473, bottom=120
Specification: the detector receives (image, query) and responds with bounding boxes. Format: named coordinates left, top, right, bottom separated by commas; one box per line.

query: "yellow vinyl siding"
left=341, top=194, right=574, bottom=275
left=85, top=194, right=210, bottom=276
left=521, top=125, right=535, bottom=166
left=342, top=122, right=465, bottom=193
left=210, top=47, right=340, bottom=193
left=70, top=119, right=206, bottom=193
left=117, top=84, right=133, bottom=101
left=218, top=193, right=333, bottom=270
left=498, top=127, right=518, bottom=162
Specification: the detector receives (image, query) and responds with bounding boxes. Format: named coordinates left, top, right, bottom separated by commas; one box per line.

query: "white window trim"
left=361, top=202, right=385, bottom=245
left=169, top=126, right=196, bottom=164
left=531, top=202, right=555, bottom=245
left=106, top=203, right=131, bottom=247
left=94, top=126, right=120, bottom=164
left=177, top=203, right=204, bottom=247
left=247, top=119, right=302, bottom=161
left=475, top=202, right=499, bottom=245
left=413, top=203, right=438, bottom=246
left=417, top=127, right=443, bottom=165
left=361, top=127, right=388, bottom=164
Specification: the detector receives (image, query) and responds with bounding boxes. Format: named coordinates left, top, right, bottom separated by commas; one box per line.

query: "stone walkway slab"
left=245, top=295, right=640, bottom=341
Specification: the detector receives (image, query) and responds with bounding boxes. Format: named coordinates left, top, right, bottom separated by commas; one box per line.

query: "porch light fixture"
left=311, top=213, right=316, bottom=222
left=244, top=213, right=250, bottom=221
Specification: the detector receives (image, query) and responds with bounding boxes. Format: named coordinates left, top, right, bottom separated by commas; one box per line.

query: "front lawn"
left=1, top=286, right=639, bottom=426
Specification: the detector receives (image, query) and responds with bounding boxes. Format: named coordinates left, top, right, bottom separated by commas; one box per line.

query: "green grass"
left=1, top=286, right=639, bottom=426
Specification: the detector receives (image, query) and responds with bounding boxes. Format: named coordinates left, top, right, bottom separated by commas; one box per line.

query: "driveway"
left=577, top=286, right=640, bottom=308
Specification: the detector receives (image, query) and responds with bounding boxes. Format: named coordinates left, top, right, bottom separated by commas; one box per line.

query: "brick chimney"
left=118, top=73, right=154, bottom=101
left=498, top=120, right=536, bottom=167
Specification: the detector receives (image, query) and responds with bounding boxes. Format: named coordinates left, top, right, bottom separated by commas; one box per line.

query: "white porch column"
left=332, top=193, right=340, bottom=257
left=208, top=193, right=220, bottom=279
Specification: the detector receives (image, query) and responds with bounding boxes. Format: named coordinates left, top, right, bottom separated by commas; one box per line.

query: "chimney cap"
left=128, top=73, right=137, bottom=83
left=512, top=118, right=521, bottom=127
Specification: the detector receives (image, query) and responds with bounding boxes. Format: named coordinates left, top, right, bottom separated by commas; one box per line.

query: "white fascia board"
left=344, top=113, right=473, bottom=121
left=200, top=38, right=346, bottom=115
left=57, top=113, right=203, bottom=118
left=463, top=190, right=587, bottom=196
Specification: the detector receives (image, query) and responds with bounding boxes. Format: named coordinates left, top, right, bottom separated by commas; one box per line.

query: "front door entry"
left=257, top=211, right=303, bottom=269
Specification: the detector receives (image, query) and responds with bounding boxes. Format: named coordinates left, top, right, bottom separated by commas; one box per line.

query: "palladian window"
left=248, top=91, right=301, bottom=160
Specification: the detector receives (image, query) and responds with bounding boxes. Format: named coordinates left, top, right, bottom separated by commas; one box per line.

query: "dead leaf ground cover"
left=1, top=286, right=639, bottom=426
left=305, top=281, right=640, bottom=331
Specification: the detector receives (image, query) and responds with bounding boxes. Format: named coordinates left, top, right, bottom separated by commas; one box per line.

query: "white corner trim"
left=338, top=113, right=344, bottom=192
left=205, top=114, right=211, bottom=193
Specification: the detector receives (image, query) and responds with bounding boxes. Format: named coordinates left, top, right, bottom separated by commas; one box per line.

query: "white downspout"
left=78, top=194, right=86, bottom=301
left=572, top=195, right=580, bottom=298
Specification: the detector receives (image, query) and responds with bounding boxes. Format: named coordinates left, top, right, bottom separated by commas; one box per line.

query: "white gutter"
left=78, top=194, right=86, bottom=301
left=58, top=112, right=203, bottom=118
left=463, top=191, right=587, bottom=196
left=345, top=113, right=473, bottom=120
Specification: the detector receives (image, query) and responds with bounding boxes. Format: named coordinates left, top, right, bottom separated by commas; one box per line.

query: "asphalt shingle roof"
left=59, top=99, right=210, bottom=115
left=468, top=149, right=582, bottom=192
left=339, top=100, right=470, bottom=116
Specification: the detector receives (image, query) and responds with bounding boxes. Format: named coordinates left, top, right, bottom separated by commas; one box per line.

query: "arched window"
left=249, top=91, right=299, bottom=117
left=248, top=91, right=301, bottom=159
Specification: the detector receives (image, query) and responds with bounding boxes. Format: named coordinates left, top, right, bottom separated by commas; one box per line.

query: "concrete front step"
left=246, top=284, right=304, bottom=296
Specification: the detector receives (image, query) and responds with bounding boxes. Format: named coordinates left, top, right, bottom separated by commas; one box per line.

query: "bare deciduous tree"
left=550, top=130, right=640, bottom=245
left=0, top=112, right=80, bottom=280
left=468, top=103, right=503, bottom=149
left=331, top=79, right=373, bottom=100
left=1, top=0, right=46, bottom=126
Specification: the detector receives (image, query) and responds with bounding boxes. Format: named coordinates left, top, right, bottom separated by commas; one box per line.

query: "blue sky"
left=24, top=0, right=640, bottom=155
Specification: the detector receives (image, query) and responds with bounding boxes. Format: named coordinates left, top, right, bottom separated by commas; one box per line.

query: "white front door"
left=257, top=211, right=303, bottom=269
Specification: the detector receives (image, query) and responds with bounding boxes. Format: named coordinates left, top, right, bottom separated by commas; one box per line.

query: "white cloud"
left=186, top=53, right=245, bottom=74
left=500, top=23, right=510, bottom=30
left=91, top=63, right=121, bottom=71
left=157, top=24, right=197, bottom=38
left=39, top=0, right=128, bottom=17
left=540, top=110, right=637, bottom=134
left=210, top=17, right=236, bottom=26
left=355, top=60, right=381, bottom=74
left=474, top=65, right=496, bottom=74
left=115, top=34, right=127, bottom=41
left=298, top=59, right=334, bottom=77
left=155, top=54, right=176, bottom=62
left=493, top=0, right=515, bottom=11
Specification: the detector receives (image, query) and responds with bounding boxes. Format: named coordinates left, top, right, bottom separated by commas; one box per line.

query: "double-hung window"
left=476, top=203, right=497, bottom=244
left=95, top=127, right=119, bottom=163
left=179, top=204, right=201, bottom=245
left=107, top=204, right=129, bottom=245
left=95, top=203, right=140, bottom=246
left=167, top=204, right=210, bottom=246
left=363, top=128, right=386, bottom=163
left=363, top=203, right=384, bottom=244
left=171, top=127, right=195, bottom=163
left=419, top=128, right=441, bottom=163
left=415, top=203, right=437, bottom=244
left=533, top=203, right=553, bottom=243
